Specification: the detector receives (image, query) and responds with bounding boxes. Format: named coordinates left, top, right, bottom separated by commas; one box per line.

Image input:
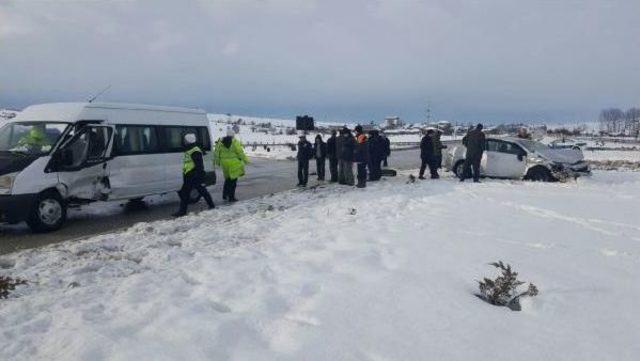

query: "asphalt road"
left=0, top=147, right=427, bottom=254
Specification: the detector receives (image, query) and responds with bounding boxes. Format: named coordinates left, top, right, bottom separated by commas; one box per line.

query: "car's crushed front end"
left=548, top=160, right=592, bottom=181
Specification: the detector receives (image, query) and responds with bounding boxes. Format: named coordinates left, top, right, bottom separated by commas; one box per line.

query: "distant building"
left=383, top=116, right=404, bottom=129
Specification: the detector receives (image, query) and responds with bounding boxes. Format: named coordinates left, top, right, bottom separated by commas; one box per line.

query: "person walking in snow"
left=432, top=129, right=446, bottom=171
left=214, top=128, right=249, bottom=202
left=173, top=133, right=215, bottom=217
left=326, top=130, right=339, bottom=182
left=460, top=123, right=486, bottom=183
left=296, top=134, right=314, bottom=187
left=313, top=134, right=327, bottom=181
left=337, top=127, right=355, bottom=186
left=354, top=125, right=369, bottom=188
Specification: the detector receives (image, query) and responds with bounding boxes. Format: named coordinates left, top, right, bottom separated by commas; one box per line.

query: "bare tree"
left=599, top=108, right=624, bottom=134
left=624, top=108, right=640, bottom=138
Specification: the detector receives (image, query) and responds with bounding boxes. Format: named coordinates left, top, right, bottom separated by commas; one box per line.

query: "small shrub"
left=0, top=275, right=27, bottom=299
left=477, top=261, right=538, bottom=311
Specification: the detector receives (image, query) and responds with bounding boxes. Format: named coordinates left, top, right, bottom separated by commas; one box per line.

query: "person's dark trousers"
left=298, top=160, right=309, bottom=186
left=356, top=162, right=367, bottom=188
left=369, top=159, right=382, bottom=181
left=316, top=157, right=326, bottom=180
left=429, top=158, right=439, bottom=179
left=329, top=158, right=338, bottom=182
left=383, top=157, right=388, bottom=167
left=223, top=178, right=239, bottom=201
left=178, top=176, right=215, bottom=214
left=461, top=156, right=482, bottom=182
left=419, top=158, right=429, bottom=178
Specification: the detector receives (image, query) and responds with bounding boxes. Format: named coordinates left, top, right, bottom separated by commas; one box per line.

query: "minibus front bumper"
left=0, top=194, right=36, bottom=224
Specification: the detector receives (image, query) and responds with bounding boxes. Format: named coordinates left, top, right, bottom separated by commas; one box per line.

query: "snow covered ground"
left=1, top=171, right=639, bottom=360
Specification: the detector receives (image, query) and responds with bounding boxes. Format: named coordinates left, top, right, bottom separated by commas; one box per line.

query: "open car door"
left=51, top=124, right=114, bottom=201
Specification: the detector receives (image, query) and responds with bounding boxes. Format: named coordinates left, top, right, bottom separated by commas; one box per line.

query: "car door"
left=486, top=140, right=527, bottom=178
left=54, top=125, right=114, bottom=200
left=482, top=139, right=501, bottom=177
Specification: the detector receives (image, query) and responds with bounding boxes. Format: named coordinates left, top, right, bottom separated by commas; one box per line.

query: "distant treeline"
left=599, top=107, right=640, bottom=137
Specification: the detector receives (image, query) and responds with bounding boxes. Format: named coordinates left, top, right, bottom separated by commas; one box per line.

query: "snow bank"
left=1, top=172, right=639, bottom=360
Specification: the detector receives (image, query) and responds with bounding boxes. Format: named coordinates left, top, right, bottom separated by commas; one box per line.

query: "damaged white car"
left=444, top=136, right=591, bottom=182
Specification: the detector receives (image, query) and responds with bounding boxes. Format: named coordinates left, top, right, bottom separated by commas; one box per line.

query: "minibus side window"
left=114, top=125, right=159, bottom=155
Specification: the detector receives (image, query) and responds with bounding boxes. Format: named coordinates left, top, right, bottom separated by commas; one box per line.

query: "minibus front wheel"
left=26, top=190, right=67, bottom=232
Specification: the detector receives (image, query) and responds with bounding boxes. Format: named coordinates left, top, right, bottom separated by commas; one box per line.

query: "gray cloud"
left=1, top=0, right=638, bottom=123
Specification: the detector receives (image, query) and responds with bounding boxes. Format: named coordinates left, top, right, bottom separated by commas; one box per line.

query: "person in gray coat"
left=460, top=123, right=486, bottom=182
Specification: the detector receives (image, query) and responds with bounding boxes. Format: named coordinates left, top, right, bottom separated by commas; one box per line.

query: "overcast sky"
left=1, top=0, right=638, bottom=124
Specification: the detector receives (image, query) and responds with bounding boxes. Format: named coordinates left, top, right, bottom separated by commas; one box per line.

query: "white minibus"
left=0, top=102, right=215, bottom=232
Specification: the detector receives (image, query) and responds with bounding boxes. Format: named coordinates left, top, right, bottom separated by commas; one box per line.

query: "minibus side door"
left=51, top=125, right=115, bottom=200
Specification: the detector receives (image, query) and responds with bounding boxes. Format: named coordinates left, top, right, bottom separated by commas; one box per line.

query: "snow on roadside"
left=1, top=172, right=639, bottom=360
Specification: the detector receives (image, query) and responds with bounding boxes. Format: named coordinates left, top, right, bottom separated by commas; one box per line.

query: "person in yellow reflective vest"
left=214, top=128, right=249, bottom=202
left=173, top=133, right=215, bottom=217
left=18, top=126, right=49, bottom=154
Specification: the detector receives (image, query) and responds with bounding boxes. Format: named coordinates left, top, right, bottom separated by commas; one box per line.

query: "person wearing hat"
left=326, top=130, right=339, bottom=182
left=313, top=134, right=328, bottom=181
left=296, top=134, right=314, bottom=187
left=353, top=125, right=369, bottom=188
left=173, top=133, right=215, bottom=217
left=214, top=128, right=249, bottom=202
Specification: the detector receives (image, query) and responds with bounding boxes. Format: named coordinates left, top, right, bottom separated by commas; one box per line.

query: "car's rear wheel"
left=26, top=190, right=67, bottom=232
left=526, top=166, right=552, bottom=182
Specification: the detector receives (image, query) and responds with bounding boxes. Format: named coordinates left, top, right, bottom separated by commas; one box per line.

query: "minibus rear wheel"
left=26, top=190, right=67, bottom=232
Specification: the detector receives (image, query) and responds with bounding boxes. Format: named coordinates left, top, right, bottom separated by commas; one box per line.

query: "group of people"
left=296, top=125, right=391, bottom=189
left=418, top=128, right=446, bottom=180
left=173, top=129, right=248, bottom=217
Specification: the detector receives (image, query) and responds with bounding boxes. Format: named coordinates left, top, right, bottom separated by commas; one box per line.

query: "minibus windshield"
left=0, top=122, right=70, bottom=156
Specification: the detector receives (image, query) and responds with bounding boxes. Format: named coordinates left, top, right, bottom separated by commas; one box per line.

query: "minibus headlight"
left=0, top=172, right=17, bottom=191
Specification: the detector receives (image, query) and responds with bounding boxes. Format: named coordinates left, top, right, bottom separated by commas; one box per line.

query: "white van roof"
left=15, top=102, right=207, bottom=125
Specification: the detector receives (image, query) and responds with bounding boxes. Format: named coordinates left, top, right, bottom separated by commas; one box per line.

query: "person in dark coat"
left=354, top=125, right=369, bottom=188
left=326, top=130, right=339, bottom=182
left=367, top=130, right=385, bottom=181
left=313, top=134, right=327, bottom=181
left=419, top=129, right=437, bottom=179
left=173, top=133, right=215, bottom=217
left=338, top=127, right=355, bottom=185
left=460, top=123, right=486, bottom=182
left=382, top=133, right=391, bottom=167
left=432, top=130, right=446, bottom=170
left=297, top=135, right=314, bottom=186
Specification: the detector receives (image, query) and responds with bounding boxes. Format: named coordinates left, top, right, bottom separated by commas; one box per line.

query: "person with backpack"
left=296, top=134, right=314, bottom=187
left=173, top=133, right=215, bottom=217
left=214, top=128, right=249, bottom=202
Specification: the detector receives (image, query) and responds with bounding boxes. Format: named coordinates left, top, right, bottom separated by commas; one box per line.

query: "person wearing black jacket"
left=460, top=123, right=486, bottom=182
left=382, top=133, right=391, bottom=167
left=338, top=127, right=355, bottom=185
left=297, top=134, right=314, bottom=187
left=173, top=133, right=215, bottom=217
left=326, top=130, right=338, bottom=182
left=419, top=129, right=437, bottom=180
left=313, top=134, right=328, bottom=181
left=368, top=130, right=385, bottom=181
left=354, top=125, right=369, bottom=188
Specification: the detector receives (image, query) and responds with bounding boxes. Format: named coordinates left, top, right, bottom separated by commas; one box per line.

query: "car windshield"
left=0, top=122, right=70, bottom=156
left=516, top=139, right=552, bottom=154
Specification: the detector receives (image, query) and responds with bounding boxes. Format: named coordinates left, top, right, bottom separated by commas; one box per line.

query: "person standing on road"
left=297, top=134, right=314, bottom=187
left=338, top=127, right=355, bottom=185
left=173, top=133, right=215, bottom=217
left=313, top=134, right=327, bottom=181
left=381, top=132, right=391, bottom=167
left=327, top=130, right=339, bottom=182
left=419, top=129, right=437, bottom=180
left=214, top=128, right=249, bottom=202
left=354, top=125, right=369, bottom=188
left=432, top=129, right=446, bottom=176
left=460, top=123, right=486, bottom=183
left=367, top=130, right=384, bottom=181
